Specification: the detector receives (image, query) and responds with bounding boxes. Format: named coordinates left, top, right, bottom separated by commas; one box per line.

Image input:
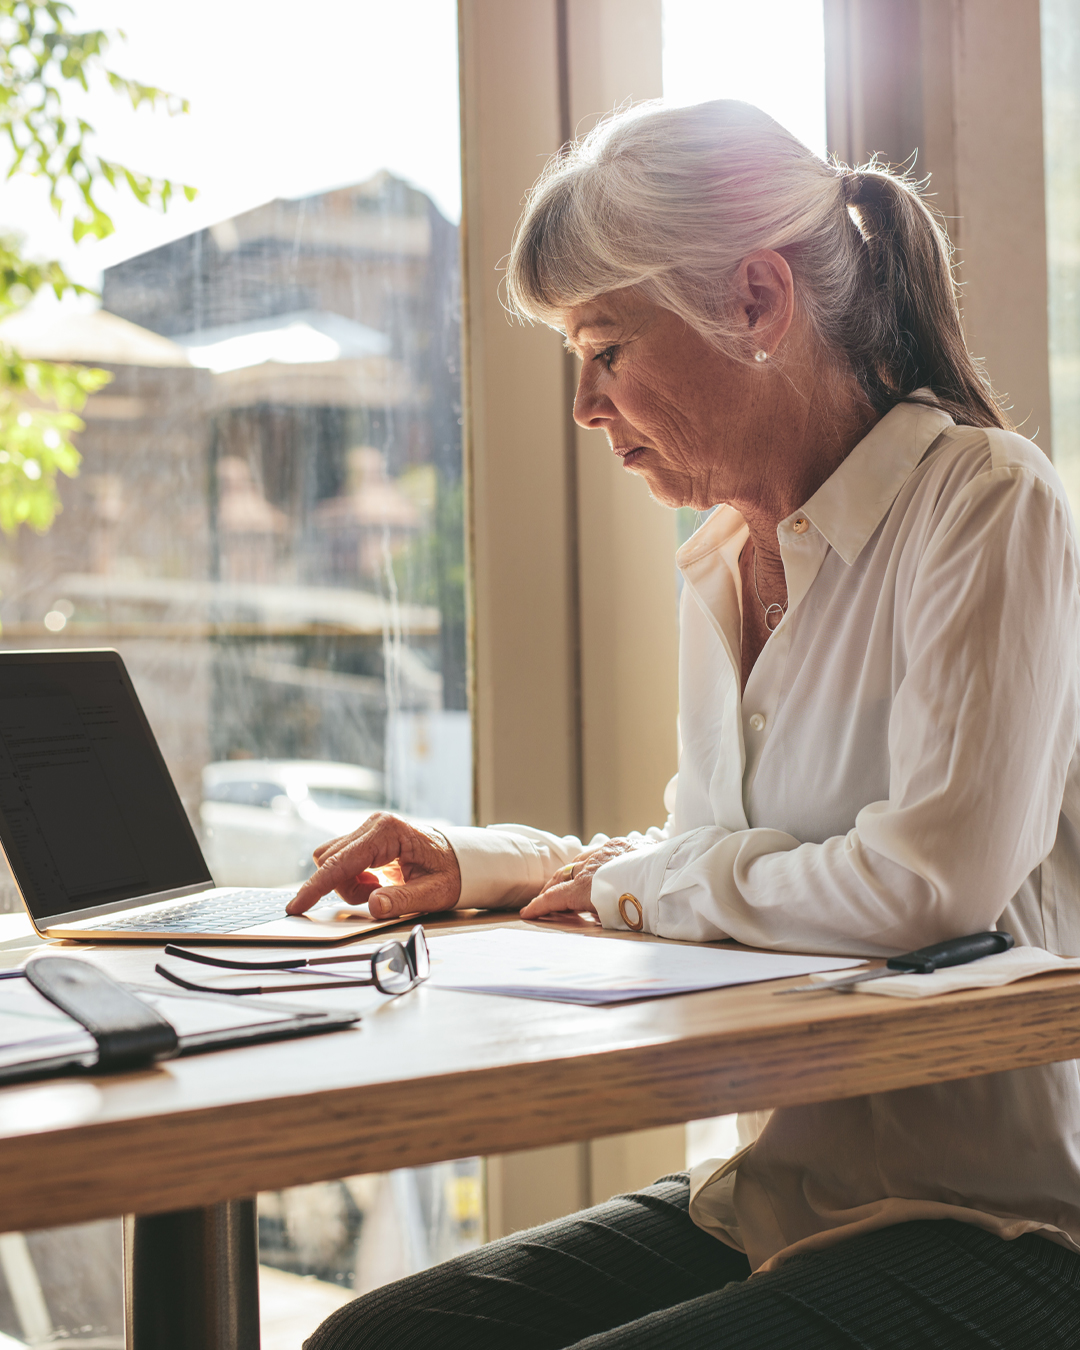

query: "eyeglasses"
left=154, top=925, right=430, bottom=997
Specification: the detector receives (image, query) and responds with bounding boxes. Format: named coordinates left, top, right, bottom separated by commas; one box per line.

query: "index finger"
left=286, top=817, right=402, bottom=914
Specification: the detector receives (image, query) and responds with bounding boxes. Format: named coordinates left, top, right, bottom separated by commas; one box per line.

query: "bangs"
left=505, top=159, right=653, bottom=327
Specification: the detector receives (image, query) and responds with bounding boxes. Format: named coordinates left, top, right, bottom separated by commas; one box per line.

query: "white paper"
left=0, top=978, right=97, bottom=1069
left=426, top=929, right=863, bottom=1004
left=818, top=945, right=1080, bottom=998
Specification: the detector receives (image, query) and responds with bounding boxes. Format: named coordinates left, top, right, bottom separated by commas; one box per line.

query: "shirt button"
left=792, top=517, right=809, bottom=535
left=749, top=712, right=766, bottom=732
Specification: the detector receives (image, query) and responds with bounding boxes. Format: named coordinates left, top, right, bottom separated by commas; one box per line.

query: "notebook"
left=0, top=649, right=398, bottom=943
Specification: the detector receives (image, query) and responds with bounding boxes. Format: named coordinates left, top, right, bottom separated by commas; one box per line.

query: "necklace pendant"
left=764, top=603, right=785, bottom=631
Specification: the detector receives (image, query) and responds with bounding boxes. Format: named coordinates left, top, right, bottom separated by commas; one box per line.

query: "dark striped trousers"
left=304, top=1174, right=1080, bottom=1349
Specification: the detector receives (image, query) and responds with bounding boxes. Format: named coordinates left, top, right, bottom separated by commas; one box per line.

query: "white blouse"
left=443, top=399, right=1080, bottom=1270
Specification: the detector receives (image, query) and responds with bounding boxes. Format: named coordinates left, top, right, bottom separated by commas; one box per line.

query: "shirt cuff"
left=441, top=825, right=578, bottom=909
left=591, top=839, right=679, bottom=932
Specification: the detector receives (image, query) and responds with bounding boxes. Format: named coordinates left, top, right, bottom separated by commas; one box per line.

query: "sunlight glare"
left=662, top=0, right=827, bottom=159
left=0, top=0, right=461, bottom=291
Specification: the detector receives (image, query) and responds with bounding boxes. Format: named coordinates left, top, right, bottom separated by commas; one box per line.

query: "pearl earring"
left=754, top=349, right=769, bottom=364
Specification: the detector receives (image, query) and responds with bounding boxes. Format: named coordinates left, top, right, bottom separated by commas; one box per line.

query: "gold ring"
left=559, top=862, right=576, bottom=882
left=618, top=894, right=644, bottom=931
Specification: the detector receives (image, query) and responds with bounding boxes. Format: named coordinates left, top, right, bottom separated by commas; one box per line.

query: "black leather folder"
left=0, top=955, right=360, bottom=1084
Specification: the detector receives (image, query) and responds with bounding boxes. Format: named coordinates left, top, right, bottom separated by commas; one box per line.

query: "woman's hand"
left=519, top=837, right=639, bottom=920
left=286, top=813, right=461, bottom=919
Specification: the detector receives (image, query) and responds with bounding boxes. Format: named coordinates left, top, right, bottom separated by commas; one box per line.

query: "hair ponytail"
left=832, top=167, right=1008, bottom=428
left=507, top=100, right=1010, bottom=432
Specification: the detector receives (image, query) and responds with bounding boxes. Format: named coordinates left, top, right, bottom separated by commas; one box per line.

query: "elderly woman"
left=295, top=100, right=1080, bottom=1347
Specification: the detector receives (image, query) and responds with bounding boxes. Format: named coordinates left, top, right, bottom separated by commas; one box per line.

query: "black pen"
left=778, top=932, right=1014, bottom=994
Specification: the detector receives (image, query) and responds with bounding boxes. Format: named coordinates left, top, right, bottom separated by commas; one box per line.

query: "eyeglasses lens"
left=374, top=941, right=415, bottom=994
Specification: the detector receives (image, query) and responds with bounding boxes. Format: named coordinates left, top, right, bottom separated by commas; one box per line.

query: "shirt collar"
left=800, top=398, right=954, bottom=565
left=675, top=396, right=955, bottom=572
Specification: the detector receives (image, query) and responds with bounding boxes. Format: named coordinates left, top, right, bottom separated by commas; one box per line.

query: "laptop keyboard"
left=89, top=889, right=298, bottom=934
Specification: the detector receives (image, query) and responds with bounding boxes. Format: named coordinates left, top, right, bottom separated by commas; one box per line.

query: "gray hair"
left=506, top=99, right=1007, bottom=429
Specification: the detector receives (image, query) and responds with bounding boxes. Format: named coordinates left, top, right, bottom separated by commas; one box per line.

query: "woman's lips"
left=617, top=447, right=646, bottom=468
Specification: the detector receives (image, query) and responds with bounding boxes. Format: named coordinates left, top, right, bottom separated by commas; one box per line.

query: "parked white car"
left=200, top=759, right=387, bottom=888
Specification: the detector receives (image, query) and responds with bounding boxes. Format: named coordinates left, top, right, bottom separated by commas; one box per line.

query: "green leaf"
left=0, top=2, right=196, bottom=241
left=0, top=356, right=105, bottom=533
left=0, top=0, right=196, bottom=537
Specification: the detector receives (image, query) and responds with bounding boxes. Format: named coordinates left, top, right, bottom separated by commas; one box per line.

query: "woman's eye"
left=594, top=346, right=619, bottom=370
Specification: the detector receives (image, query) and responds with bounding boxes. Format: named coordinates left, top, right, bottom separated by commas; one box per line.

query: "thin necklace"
left=752, top=545, right=788, bottom=631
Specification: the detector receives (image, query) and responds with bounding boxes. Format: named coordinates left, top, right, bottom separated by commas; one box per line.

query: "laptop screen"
left=0, top=650, right=212, bottom=922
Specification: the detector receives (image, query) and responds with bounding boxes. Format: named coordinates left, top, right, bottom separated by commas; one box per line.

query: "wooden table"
left=4, top=913, right=1080, bottom=1346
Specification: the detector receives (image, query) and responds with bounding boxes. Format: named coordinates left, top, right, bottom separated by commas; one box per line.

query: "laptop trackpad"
left=240, top=912, right=396, bottom=941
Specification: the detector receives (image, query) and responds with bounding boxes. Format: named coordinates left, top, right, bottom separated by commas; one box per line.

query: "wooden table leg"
left=124, top=1198, right=260, bottom=1349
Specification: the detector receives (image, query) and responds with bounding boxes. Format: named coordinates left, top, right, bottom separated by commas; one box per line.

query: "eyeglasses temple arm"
left=156, top=963, right=263, bottom=996
left=156, top=962, right=381, bottom=996
left=163, top=945, right=306, bottom=972
left=301, top=950, right=382, bottom=968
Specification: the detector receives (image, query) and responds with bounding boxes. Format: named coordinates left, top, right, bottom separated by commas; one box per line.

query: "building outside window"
left=0, top=107, right=469, bottom=904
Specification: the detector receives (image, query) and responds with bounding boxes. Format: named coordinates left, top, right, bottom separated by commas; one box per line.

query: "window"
left=662, top=0, right=826, bottom=157
left=306, top=785, right=384, bottom=812
left=204, top=781, right=287, bottom=809
left=1042, top=0, right=1080, bottom=516
left=0, top=0, right=470, bottom=915
left=0, top=2, right=477, bottom=1343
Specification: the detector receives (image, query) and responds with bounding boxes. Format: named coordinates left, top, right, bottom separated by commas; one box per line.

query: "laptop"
left=0, top=649, right=394, bottom=943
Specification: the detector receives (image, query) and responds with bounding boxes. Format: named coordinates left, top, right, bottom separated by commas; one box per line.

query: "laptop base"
left=43, top=913, right=403, bottom=944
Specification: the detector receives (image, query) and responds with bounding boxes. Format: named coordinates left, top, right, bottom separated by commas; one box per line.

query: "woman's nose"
left=573, top=364, right=613, bottom=429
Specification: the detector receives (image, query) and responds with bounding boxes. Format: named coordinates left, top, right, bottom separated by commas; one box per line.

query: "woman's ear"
left=734, top=249, right=795, bottom=356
